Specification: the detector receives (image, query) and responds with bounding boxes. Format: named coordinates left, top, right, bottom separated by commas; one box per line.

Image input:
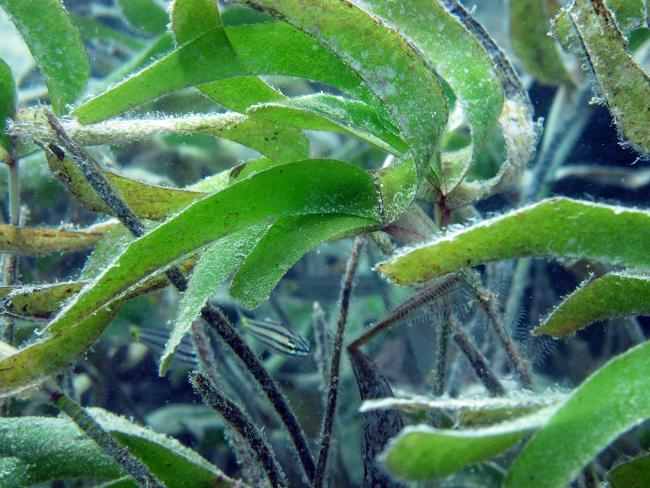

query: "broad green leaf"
left=563, top=0, right=649, bottom=155
left=505, top=340, right=650, bottom=487
left=44, top=160, right=381, bottom=336
left=607, top=0, right=649, bottom=33
left=374, top=157, right=419, bottom=223
left=0, top=57, right=16, bottom=157
left=0, top=222, right=115, bottom=256
left=378, top=198, right=650, bottom=286
left=198, top=77, right=284, bottom=112
left=160, top=222, right=272, bottom=375
left=357, top=0, right=503, bottom=191
left=189, top=114, right=309, bottom=161
left=177, top=0, right=405, bottom=159
left=117, top=0, right=168, bottom=36
left=95, top=33, right=175, bottom=94
left=248, top=94, right=407, bottom=155
left=188, top=157, right=279, bottom=193
left=239, top=0, right=449, bottom=179
left=171, top=0, right=285, bottom=112
left=535, top=271, right=650, bottom=337
left=80, top=224, right=135, bottom=280
left=34, top=110, right=309, bottom=162
left=509, top=0, right=573, bottom=85
left=230, top=213, right=378, bottom=309
left=89, top=408, right=234, bottom=488
left=0, top=410, right=234, bottom=487
left=172, top=0, right=223, bottom=41
left=0, top=281, right=84, bottom=319
left=381, top=408, right=554, bottom=480
left=607, top=452, right=650, bottom=488
left=0, top=257, right=197, bottom=319
left=440, top=0, right=538, bottom=207
left=361, top=393, right=567, bottom=422
left=0, top=416, right=122, bottom=486
left=73, top=21, right=379, bottom=124
left=0, top=301, right=121, bottom=397
left=0, top=0, right=89, bottom=114
left=47, top=150, right=203, bottom=221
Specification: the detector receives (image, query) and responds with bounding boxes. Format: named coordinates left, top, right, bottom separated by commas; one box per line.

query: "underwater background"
left=0, top=0, right=649, bottom=487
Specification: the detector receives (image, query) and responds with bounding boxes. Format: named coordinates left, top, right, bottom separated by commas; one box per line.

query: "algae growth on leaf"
left=0, top=0, right=648, bottom=487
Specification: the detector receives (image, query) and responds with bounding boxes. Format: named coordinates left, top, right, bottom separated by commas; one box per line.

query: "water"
left=0, top=0, right=648, bottom=487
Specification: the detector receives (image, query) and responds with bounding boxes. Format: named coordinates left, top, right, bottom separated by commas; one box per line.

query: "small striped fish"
left=240, top=315, right=311, bottom=357
left=133, top=314, right=311, bottom=363
left=131, top=326, right=198, bottom=368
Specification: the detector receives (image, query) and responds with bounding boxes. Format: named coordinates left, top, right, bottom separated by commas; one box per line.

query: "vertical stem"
left=190, top=321, right=221, bottom=386
left=462, top=271, right=533, bottom=390
left=190, top=372, right=287, bottom=488
left=432, top=314, right=451, bottom=398
left=429, top=309, right=451, bottom=427
left=313, top=237, right=364, bottom=488
left=201, top=306, right=315, bottom=481
left=45, top=385, right=164, bottom=488
left=451, top=318, right=506, bottom=396
left=1, top=156, right=20, bottom=347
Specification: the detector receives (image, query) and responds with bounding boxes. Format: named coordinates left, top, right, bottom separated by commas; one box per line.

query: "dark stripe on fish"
left=241, top=316, right=311, bottom=357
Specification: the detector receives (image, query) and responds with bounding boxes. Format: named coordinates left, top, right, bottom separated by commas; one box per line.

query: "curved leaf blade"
left=73, top=21, right=378, bottom=124
left=509, top=0, right=572, bottom=85
left=173, top=0, right=398, bottom=153
left=248, top=94, right=407, bottom=155
left=160, top=222, right=271, bottom=375
left=171, top=0, right=285, bottom=112
left=606, top=0, right=649, bottom=33
left=240, top=0, right=449, bottom=178
left=0, top=410, right=234, bottom=487
left=230, top=213, right=378, bottom=309
left=0, top=301, right=121, bottom=397
left=381, top=409, right=553, bottom=480
left=535, top=271, right=650, bottom=337
left=0, top=222, right=114, bottom=256
left=0, top=416, right=123, bottom=486
left=440, top=0, right=538, bottom=207
left=567, top=0, right=650, bottom=155
left=46, top=150, right=203, bottom=221
left=117, top=0, right=168, bottom=36
left=505, top=340, right=650, bottom=487
left=378, top=198, right=650, bottom=286
left=45, top=160, right=381, bottom=335
left=0, top=0, right=89, bottom=114
left=607, top=452, right=650, bottom=488
left=357, top=0, right=504, bottom=190
left=89, top=408, right=234, bottom=488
